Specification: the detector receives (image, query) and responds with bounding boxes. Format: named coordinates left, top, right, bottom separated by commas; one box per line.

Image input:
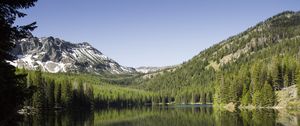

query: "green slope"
left=134, top=11, right=300, bottom=106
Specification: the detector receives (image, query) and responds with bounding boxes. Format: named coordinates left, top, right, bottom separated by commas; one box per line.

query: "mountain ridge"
left=10, top=36, right=136, bottom=74
left=133, top=11, right=300, bottom=107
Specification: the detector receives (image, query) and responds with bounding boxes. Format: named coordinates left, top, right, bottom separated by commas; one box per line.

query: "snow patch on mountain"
left=10, top=36, right=136, bottom=74
left=135, top=66, right=175, bottom=73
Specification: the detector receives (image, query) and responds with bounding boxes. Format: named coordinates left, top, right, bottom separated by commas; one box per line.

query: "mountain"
left=10, top=36, right=136, bottom=74
left=135, top=66, right=175, bottom=73
left=135, top=66, right=162, bottom=73
left=135, top=11, right=300, bottom=107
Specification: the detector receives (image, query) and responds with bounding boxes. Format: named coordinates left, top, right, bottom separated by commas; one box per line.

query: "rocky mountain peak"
left=10, top=36, right=136, bottom=74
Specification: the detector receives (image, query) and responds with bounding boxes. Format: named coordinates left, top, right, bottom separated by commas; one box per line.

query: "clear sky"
left=16, top=0, right=300, bottom=67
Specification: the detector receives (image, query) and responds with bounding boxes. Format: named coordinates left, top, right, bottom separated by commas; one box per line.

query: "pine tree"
left=78, top=81, right=85, bottom=107
left=207, top=92, right=213, bottom=103
left=56, top=83, right=62, bottom=108
left=86, top=85, right=94, bottom=108
left=274, top=57, right=284, bottom=90
left=252, top=90, right=262, bottom=106
left=219, top=73, right=228, bottom=103
left=0, top=0, right=37, bottom=124
left=267, top=72, right=274, bottom=88
left=259, top=65, right=268, bottom=87
left=241, top=81, right=251, bottom=105
left=32, top=68, right=46, bottom=109
left=228, top=77, right=240, bottom=103
left=201, top=92, right=206, bottom=104
left=47, top=79, right=55, bottom=108
left=271, top=57, right=281, bottom=90
left=64, top=79, right=73, bottom=108
left=241, top=91, right=251, bottom=105
left=213, top=74, right=223, bottom=104
left=261, top=82, right=276, bottom=106
left=250, top=63, right=261, bottom=94
left=284, top=73, right=289, bottom=87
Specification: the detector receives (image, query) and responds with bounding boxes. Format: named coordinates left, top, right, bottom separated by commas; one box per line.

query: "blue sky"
left=16, top=0, right=300, bottom=67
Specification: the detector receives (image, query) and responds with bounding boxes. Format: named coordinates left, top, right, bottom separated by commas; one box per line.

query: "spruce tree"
left=56, top=83, right=62, bottom=108
left=47, top=79, right=55, bottom=108
left=64, top=79, right=73, bottom=108
left=201, top=92, right=206, bottom=104
left=271, top=57, right=281, bottom=90
left=32, top=68, right=46, bottom=109
left=241, top=91, right=251, bottom=106
left=252, top=90, right=262, bottom=106
left=241, top=82, right=251, bottom=105
left=86, top=85, right=94, bottom=108
left=78, top=81, right=85, bottom=107
left=250, top=63, right=261, bottom=94
left=284, top=73, right=289, bottom=87
left=261, top=82, right=276, bottom=106
left=274, top=57, right=284, bottom=90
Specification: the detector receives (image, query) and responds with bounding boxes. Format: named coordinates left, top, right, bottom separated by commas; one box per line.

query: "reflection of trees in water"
left=240, top=109, right=278, bottom=126
left=19, top=110, right=94, bottom=126
left=298, top=114, right=300, bottom=126
left=252, top=109, right=277, bottom=126
left=276, top=109, right=300, bottom=126
left=18, top=107, right=300, bottom=126
left=213, top=108, right=243, bottom=126
left=94, top=106, right=215, bottom=126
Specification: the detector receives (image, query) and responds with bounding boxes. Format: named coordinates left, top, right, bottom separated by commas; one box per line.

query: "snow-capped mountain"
left=135, top=66, right=175, bottom=73
left=9, top=36, right=136, bottom=74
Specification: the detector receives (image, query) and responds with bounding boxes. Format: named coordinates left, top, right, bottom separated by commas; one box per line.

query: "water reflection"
left=18, top=105, right=300, bottom=126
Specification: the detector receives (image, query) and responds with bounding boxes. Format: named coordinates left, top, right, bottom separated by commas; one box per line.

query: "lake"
left=18, top=105, right=300, bottom=126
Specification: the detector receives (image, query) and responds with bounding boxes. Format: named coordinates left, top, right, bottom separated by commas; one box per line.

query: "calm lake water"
left=18, top=105, right=300, bottom=126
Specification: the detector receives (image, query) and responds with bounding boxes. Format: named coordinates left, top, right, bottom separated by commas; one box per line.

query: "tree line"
left=23, top=68, right=94, bottom=109
left=21, top=68, right=155, bottom=109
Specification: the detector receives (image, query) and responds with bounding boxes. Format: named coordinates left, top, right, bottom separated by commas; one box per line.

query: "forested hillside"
left=19, top=11, right=300, bottom=110
left=20, top=68, right=153, bottom=109
left=134, top=11, right=300, bottom=107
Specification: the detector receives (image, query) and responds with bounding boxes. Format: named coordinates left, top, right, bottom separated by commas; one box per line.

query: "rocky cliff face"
left=10, top=36, right=136, bottom=74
